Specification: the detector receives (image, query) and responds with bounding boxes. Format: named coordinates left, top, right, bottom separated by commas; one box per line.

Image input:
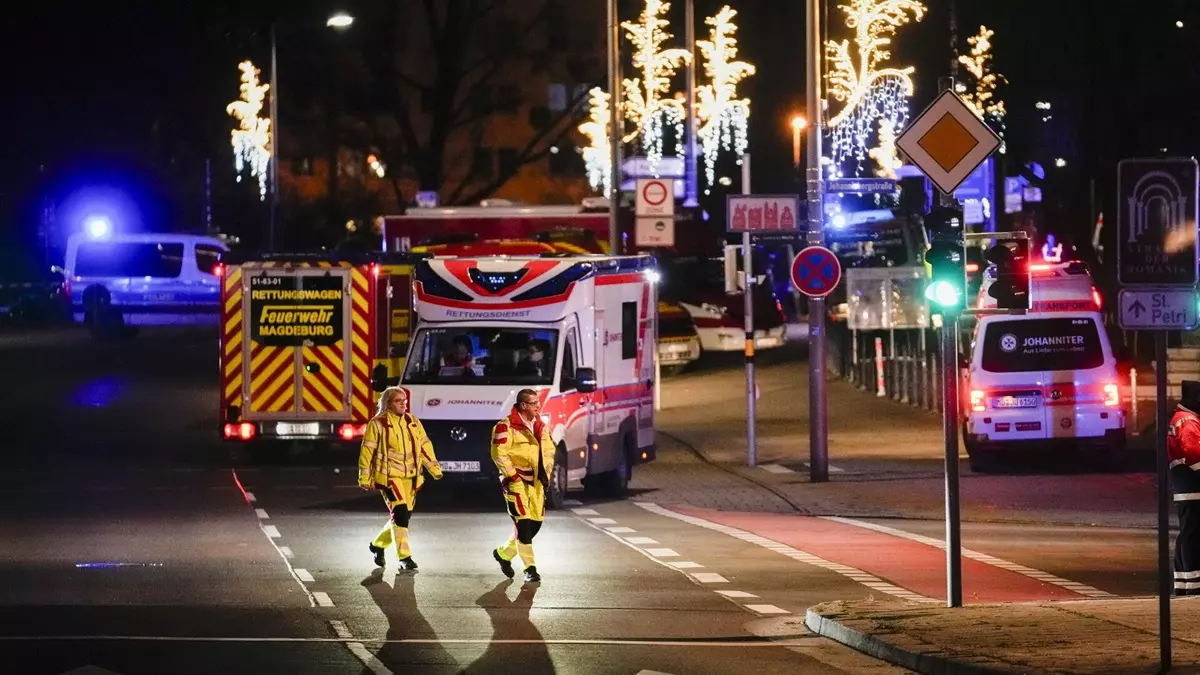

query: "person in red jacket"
left=1168, top=380, right=1200, bottom=595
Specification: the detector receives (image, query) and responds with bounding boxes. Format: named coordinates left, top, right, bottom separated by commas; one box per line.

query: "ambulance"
left=963, top=261, right=1126, bottom=471
left=216, top=251, right=423, bottom=446
left=395, top=254, right=659, bottom=508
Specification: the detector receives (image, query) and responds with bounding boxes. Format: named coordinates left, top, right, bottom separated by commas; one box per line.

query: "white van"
left=63, top=232, right=228, bottom=338
left=963, top=262, right=1126, bottom=471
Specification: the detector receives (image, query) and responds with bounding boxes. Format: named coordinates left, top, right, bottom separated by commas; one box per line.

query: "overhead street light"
left=326, top=12, right=354, bottom=28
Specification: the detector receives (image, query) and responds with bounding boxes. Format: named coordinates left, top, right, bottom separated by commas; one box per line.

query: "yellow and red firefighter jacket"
left=358, top=411, right=442, bottom=489
left=490, top=408, right=555, bottom=488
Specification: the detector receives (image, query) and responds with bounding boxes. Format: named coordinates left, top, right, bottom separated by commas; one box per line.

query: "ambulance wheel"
left=547, top=445, right=569, bottom=510
left=599, top=434, right=633, bottom=498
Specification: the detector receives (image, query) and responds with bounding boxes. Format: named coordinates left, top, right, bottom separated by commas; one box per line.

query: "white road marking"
left=295, top=568, right=315, bottom=583
left=605, top=526, right=637, bottom=533
left=262, top=525, right=281, bottom=538
left=759, top=464, right=795, bottom=474
left=329, top=621, right=394, bottom=674
left=587, top=517, right=618, bottom=525
left=636, top=502, right=936, bottom=603
left=644, top=548, right=679, bottom=557
left=255, top=508, right=269, bottom=519
left=821, top=516, right=1115, bottom=598
left=563, top=499, right=583, bottom=507
left=230, top=471, right=316, bottom=608
left=328, top=620, right=353, bottom=639
left=278, top=547, right=294, bottom=559
left=745, top=604, right=790, bottom=615
left=669, top=561, right=703, bottom=569
left=624, top=536, right=658, bottom=545
left=691, top=573, right=728, bottom=583
left=716, top=590, right=758, bottom=598
left=244, top=491, right=256, bottom=503
left=572, top=508, right=600, bottom=515
left=0, top=635, right=814, bottom=647
left=313, top=592, right=334, bottom=607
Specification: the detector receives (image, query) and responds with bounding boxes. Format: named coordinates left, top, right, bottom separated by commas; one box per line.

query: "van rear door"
left=976, top=318, right=1051, bottom=440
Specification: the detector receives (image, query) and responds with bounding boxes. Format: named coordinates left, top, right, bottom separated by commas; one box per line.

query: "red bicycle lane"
left=668, top=505, right=1088, bottom=603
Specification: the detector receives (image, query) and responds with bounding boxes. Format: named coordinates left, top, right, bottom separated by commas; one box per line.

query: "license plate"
left=441, top=461, right=481, bottom=473
left=276, top=422, right=320, bottom=437
left=992, top=395, right=1040, bottom=408
left=756, top=337, right=780, bottom=348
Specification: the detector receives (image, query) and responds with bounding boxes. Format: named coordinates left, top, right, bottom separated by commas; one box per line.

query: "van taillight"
left=224, top=422, right=256, bottom=441
left=338, top=423, right=367, bottom=440
left=970, top=389, right=986, bottom=412
left=1091, top=287, right=1102, bottom=310
left=1103, top=383, right=1119, bottom=407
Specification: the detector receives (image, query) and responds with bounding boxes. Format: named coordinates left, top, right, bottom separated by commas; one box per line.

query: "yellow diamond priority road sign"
left=896, top=90, right=1002, bottom=195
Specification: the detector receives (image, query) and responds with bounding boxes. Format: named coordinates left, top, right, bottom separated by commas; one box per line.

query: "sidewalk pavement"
left=805, top=596, right=1200, bottom=674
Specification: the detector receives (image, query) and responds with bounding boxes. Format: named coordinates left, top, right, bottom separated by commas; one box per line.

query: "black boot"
left=369, top=544, right=386, bottom=568
left=493, top=549, right=515, bottom=579
left=398, top=557, right=418, bottom=571
left=523, top=566, right=541, bottom=583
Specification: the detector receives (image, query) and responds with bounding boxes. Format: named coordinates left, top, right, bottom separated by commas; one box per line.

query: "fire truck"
left=217, top=251, right=422, bottom=446
left=382, top=199, right=612, bottom=254
left=395, top=253, right=659, bottom=507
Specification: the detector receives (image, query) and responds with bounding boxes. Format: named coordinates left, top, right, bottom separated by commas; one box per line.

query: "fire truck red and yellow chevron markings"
left=302, top=342, right=346, bottom=413
left=249, top=342, right=296, bottom=413
left=222, top=266, right=244, bottom=409
left=350, top=269, right=372, bottom=422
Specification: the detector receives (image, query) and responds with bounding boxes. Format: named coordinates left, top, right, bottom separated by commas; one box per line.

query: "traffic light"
left=985, top=240, right=1030, bottom=309
left=923, top=204, right=966, bottom=312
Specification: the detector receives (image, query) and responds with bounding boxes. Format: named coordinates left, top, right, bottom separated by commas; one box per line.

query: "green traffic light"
left=925, top=280, right=962, bottom=307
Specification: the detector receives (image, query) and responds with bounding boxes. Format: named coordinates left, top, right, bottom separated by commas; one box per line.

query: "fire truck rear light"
left=970, top=389, right=986, bottom=412
left=1103, top=383, right=1119, bottom=407
left=225, top=422, right=256, bottom=441
left=966, top=263, right=980, bottom=273
left=338, top=423, right=366, bottom=440
left=1091, top=287, right=1102, bottom=310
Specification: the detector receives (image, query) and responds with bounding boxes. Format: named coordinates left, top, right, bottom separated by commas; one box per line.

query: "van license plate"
left=993, top=396, right=1039, bottom=408
left=276, top=422, right=320, bottom=437
left=441, top=461, right=480, bottom=473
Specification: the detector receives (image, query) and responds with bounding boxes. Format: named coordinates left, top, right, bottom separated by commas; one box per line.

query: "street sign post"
left=790, top=246, right=842, bottom=298
left=898, top=83, right=1003, bottom=610
left=1119, top=289, right=1199, bottom=330
left=635, top=216, right=675, bottom=247
left=1117, top=158, right=1199, bottom=287
left=1116, top=158, right=1200, bottom=673
left=635, top=178, right=674, bottom=218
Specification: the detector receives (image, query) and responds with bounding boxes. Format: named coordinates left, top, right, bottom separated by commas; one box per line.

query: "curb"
left=803, top=609, right=1009, bottom=675
left=657, top=429, right=811, bottom=515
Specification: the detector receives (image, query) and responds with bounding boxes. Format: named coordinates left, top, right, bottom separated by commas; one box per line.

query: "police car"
left=963, top=261, right=1126, bottom=471
left=63, top=231, right=228, bottom=339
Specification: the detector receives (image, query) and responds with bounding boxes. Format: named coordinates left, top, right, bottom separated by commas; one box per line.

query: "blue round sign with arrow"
left=790, top=246, right=842, bottom=298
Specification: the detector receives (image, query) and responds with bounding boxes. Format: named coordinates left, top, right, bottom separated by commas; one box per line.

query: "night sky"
left=0, top=0, right=1195, bottom=263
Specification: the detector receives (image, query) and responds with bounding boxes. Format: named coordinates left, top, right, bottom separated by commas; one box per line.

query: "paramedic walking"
left=1169, top=380, right=1200, bottom=595
left=490, top=389, right=554, bottom=583
left=359, top=386, right=443, bottom=571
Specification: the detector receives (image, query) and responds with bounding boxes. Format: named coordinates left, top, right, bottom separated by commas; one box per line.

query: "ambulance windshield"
left=980, top=317, right=1105, bottom=373
left=402, top=327, right=560, bottom=385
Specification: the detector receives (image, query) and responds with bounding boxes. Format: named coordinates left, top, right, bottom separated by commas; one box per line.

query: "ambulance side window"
left=560, top=327, right=578, bottom=389
left=621, top=301, right=637, bottom=360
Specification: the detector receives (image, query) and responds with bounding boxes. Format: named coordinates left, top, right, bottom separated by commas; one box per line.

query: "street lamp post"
left=267, top=11, right=354, bottom=252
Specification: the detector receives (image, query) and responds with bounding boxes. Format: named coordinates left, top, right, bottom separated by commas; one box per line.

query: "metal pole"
left=683, top=0, right=699, bottom=208
left=805, top=0, right=828, bottom=483
left=742, top=155, right=757, bottom=466
left=1156, top=332, right=1172, bottom=671
left=941, top=310, right=962, bottom=607
left=607, top=0, right=622, bottom=255
left=269, top=22, right=279, bottom=252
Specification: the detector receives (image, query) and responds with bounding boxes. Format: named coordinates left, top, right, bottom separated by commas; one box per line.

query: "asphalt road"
left=0, top=327, right=911, bottom=675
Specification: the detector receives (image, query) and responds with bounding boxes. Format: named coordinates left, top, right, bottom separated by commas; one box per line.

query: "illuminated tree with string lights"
left=621, top=0, right=690, bottom=169
left=957, top=25, right=1007, bottom=153
left=578, top=87, right=612, bottom=195
left=825, top=0, right=926, bottom=178
left=695, top=5, right=755, bottom=192
left=226, top=60, right=272, bottom=201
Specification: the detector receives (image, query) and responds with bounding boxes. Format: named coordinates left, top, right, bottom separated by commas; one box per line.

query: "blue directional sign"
left=790, top=246, right=842, bottom=297
left=826, top=178, right=897, bottom=194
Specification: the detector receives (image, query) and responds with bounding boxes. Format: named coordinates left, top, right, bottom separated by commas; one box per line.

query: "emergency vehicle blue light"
left=85, top=215, right=112, bottom=239
left=469, top=268, right=527, bottom=294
